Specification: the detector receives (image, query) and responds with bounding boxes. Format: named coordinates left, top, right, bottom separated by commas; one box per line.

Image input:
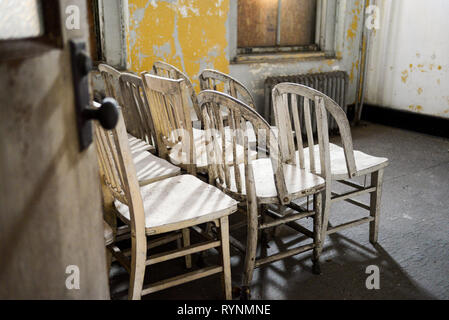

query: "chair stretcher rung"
left=327, top=217, right=374, bottom=235
left=255, top=243, right=315, bottom=268
left=121, top=233, right=182, bottom=257
left=141, top=266, right=223, bottom=296
left=331, top=187, right=376, bottom=202
left=287, top=201, right=311, bottom=213
left=229, top=235, right=246, bottom=254
left=331, top=192, right=371, bottom=210
left=337, top=179, right=366, bottom=190
left=259, top=211, right=315, bottom=230
left=109, top=245, right=131, bottom=273
left=265, top=208, right=314, bottom=238
left=146, top=240, right=220, bottom=266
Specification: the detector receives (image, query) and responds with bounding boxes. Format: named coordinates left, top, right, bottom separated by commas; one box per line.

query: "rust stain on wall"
left=409, top=104, right=423, bottom=112
left=349, top=60, right=359, bottom=82
left=401, top=70, right=409, bottom=83
left=347, top=13, right=359, bottom=41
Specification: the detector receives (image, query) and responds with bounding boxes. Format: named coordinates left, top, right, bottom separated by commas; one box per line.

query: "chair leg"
left=241, top=201, right=259, bottom=300
left=219, top=216, right=232, bottom=300
left=369, top=169, right=384, bottom=244
left=321, top=185, right=332, bottom=244
left=312, top=192, right=323, bottom=275
left=128, top=235, right=147, bottom=300
left=182, top=228, right=192, bottom=269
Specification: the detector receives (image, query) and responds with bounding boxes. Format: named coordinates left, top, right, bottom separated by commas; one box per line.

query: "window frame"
left=0, top=0, right=63, bottom=61
left=230, top=0, right=338, bottom=64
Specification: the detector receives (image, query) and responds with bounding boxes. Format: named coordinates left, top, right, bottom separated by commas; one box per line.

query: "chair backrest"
left=272, top=83, right=357, bottom=180
left=199, top=69, right=257, bottom=110
left=98, top=64, right=137, bottom=133
left=198, top=90, right=290, bottom=205
left=98, top=64, right=122, bottom=104
left=152, top=61, right=202, bottom=123
left=141, top=73, right=196, bottom=174
left=94, top=108, right=146, bottom=258
left=119, top=72, right=157, bottom=152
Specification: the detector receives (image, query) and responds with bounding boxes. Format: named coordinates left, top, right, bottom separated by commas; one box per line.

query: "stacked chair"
left=95, top=62, right=388, bottom=300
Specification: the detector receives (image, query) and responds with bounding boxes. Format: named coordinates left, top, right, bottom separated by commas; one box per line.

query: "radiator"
left=264, top=71, right=349, bottom=133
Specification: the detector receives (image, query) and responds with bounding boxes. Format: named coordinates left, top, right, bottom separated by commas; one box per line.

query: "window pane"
left=280, top=0, right=316, bottom=46
left=0, top=0, right=44, bottom=40
left=238, top=0, right=278, bottom=48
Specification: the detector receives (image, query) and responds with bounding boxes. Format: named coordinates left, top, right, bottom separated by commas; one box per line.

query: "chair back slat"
left=273, top=83, right=356, bottom=179
left=99, top=64, right=122, bottom=103
left=198, top=90, right=291, bottom=205
left=199, top=69, right=257, bottom=110
left=290, top=94, right=305, bottom=169
left=303, top=97, right=316, bottom=173
left=152, top=61, right=202, bottom=123
left=142, top=73, right=196, bottom=175
left=314, top=96, right=331, bottom=180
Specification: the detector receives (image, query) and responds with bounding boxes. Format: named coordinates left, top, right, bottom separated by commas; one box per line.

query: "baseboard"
left=360, top=104, right=449, bottom=138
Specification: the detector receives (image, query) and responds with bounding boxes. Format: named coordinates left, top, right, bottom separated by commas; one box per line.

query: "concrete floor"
left=110, top=122, right=449, bottom=300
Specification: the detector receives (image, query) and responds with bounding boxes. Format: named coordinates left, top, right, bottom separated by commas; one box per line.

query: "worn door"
left=0, top=0, right=109, bottom=299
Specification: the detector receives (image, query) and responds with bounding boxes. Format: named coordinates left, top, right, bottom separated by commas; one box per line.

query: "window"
left=87, top=0, right=103, bottom=62
left=237, top=0, right=318, bottom=54
left=0, top=0, right=62, bottom=60
left=0, top=0, right=44, bottom=40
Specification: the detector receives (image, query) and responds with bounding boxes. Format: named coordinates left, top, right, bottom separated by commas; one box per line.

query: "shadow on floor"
left=109, top=225, right=436, bottom=300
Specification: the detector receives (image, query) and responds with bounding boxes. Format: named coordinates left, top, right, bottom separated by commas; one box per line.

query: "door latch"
left=69, top=39, right=118, bottom=151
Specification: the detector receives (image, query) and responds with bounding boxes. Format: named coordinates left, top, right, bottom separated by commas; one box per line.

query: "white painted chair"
left=94, top=108, right=238, bottom=300
left=198, top=90, right=326, bottom=299
left=272, top=83, right=389, bottom=245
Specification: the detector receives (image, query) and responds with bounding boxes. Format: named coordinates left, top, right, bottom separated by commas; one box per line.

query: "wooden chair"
left=198, top=90, right=326, bottom=299
left=199, top=69, right=280, bottom=148
left=153, top=61, right=202, bottom=123
left=272, top=83, right=389, bottom=245
left=94, top=108, right=238, bottom=300
left=141, top=73, right=256, bottom=175
left=98, top=64, right=157, bottom=154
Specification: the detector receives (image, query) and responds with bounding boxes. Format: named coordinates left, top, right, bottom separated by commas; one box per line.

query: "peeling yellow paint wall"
left=128, top=0, right=229, bottom=91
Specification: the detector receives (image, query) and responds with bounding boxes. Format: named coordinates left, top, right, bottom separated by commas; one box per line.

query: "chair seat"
left=300, top=143, right=389, bottom=180
left=225, top=158, right=325, bottom=203
left=128, top=134, right=180, bottom=185
left=132, top=149, right=181, bottom=186
left=169, top=128, right=257, bottom=170
left=128, top=133, right=155, bottom=153
left=114, top=175, right=238, bottom=234
left=104, top=221, right=114, bottom=246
